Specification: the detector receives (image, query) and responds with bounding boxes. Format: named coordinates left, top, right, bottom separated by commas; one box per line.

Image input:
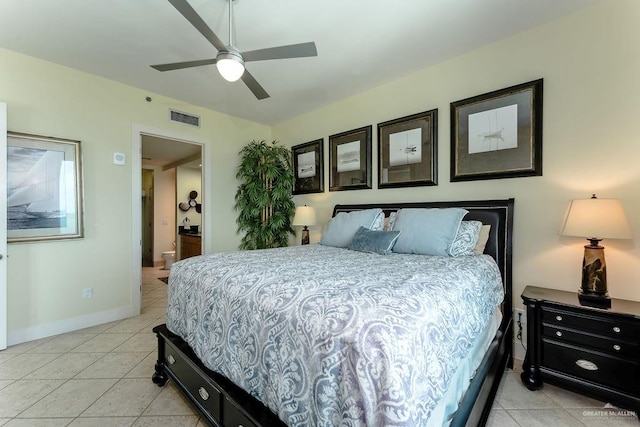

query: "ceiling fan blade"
left=242, top=42, right=317, bottom=62
left=151, top=58, right=217, bottom=72
left=168, top=0, right=226, bottom=51
left=241, top=70, right=269, bottom=100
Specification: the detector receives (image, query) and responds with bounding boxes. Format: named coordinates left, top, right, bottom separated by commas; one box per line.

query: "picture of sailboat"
left=7, top=147, right=69, bottom=229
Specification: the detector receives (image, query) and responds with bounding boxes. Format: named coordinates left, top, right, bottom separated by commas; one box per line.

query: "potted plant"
left=235, top=140, right=295, bottom=249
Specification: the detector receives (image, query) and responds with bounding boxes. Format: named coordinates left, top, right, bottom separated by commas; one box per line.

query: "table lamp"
left=559, top=194, right=632, bottom=308
left=292, top=205, right=316, bottom=245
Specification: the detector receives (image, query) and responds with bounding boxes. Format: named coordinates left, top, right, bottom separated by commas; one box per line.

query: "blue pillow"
left=347, top=226, right=402, bottom=255
left=319, top=208, right=384, bottom=248
left=391, top=208, right=468, bottom=256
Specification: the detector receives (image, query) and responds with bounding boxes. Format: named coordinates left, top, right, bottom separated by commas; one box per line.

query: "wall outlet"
left=82, top=287, right=93, bottom=299
left=515, top=308, right=526, bottom=326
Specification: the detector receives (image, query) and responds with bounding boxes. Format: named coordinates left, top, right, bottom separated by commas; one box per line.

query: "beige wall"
left=1, top=47, right=271, bottom=343
left=274, top=0, right=640, bottom=309
left=151, top=166, right=176, bottom=265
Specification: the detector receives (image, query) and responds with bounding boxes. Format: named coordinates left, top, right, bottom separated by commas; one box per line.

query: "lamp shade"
left=216, top=49, right=245, bottom=82
left=292, top=206, right=316, bottom=226
left=560, top=196, right=631, bottom=239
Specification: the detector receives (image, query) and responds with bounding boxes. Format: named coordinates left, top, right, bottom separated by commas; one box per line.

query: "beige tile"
left=0, top=379, right=64, bottom=417
left=540, top=382, right=605, bottom=409
left=0, top=380, right=14, bottom=391
left=507, top=408, right=585, bottom=426
left=143, top=289, right=167, bottom=300
left=566, top=407, right=639, bottom=426
left=76, top=352, right=147, bottom=379
left=3, top=419, right=74, bottom=426
left=24, top=352, right=105, bottom=380
left=0, top=353, right=62, bottom=379
left=0, top=337, right=53, bottom=354
left=496, top=370, right=560, bottom=410
left=132, top=416, right=199, bottom=427
left=73, top=321, right=122, bottom=334
left=113, top=333, right=157, bottom=353
left=82, top=378, right=162, bottom=417
left=147, top=298, right=168, bottom=308
left=19, top=378, right=117, bottom=418
left=486, top=408, right=520, bottom=426
left=143, top=383, right=197, bottom=416
left=0, top=354, right=18, bottom=365
left=0, top=419, right=9, bottom=426
left=71, top=333, right=133, bottom=353
left=125, top=352, right=157, bottom=379
left=68, top=417, right=136, bottom=427
left=104, top=318, right=157, bottom=335
left=27, top=334, right=96, bottom=353
left=139, top=306, right=166, bottom=318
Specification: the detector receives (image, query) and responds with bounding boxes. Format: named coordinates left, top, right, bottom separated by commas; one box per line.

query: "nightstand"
left=521, top=285, right=640, bottom=414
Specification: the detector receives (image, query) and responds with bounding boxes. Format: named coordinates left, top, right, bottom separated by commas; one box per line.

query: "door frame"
left=0, top=102, right=7, bottom=349
left=131, top=124, right=209, bottom=316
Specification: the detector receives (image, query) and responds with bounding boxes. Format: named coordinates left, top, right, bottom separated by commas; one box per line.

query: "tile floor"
left=0, top=267, right=636, bottom=426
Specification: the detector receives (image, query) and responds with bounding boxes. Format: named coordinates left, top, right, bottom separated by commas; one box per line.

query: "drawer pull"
left=198, top=387, right=209, bottom=401
left=613, top=326, right=621, bottom=333
left=555, top=315, right=563, bottom=321
left=613, top=344, right=621, bottom=351
left=167, top=354, right=176, bottom=365
left=575, top=359, right=598, bottom=371
left=555, top=331, right=563, bottom=337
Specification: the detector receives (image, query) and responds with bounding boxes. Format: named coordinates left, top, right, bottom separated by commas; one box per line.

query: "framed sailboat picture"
left=7, top=132, right=84, bottom=242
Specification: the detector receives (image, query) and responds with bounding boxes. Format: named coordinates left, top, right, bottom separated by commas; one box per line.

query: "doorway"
left=132, top=125, right=208, bottom=316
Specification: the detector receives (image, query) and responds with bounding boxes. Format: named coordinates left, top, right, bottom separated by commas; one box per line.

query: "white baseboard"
left=7, top=305, right=132, bottom=346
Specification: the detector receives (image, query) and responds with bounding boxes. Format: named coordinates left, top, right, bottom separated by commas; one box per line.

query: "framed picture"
left=378, top=109, right=438, bottom=188
left=292, top=138, right=324, bottom=194
left=329, top=125, right=372, bottom=191
left=7, top=132, right=84, bottom=242
left=450, top=79, right=543, bottom=181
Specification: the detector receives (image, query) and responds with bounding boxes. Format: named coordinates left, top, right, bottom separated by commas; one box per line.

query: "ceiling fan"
left=151, top=0, right=318, bottom=100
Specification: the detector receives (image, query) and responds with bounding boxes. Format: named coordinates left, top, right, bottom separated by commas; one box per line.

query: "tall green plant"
left=234, top=140, right=295, bottom=250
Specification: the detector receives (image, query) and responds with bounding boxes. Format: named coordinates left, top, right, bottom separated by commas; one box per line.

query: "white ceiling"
left=0, top=0, right=597, bottom=126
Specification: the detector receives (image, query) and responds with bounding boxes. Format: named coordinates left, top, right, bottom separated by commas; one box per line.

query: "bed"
left=152, top=198, right=514, bottom=426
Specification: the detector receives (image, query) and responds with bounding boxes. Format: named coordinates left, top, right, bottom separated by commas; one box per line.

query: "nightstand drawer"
left=543, top=340, right=640, bottom=394
left=542, top=324, right=639, bottom=357
left=542, top=307, right=640, bottom=340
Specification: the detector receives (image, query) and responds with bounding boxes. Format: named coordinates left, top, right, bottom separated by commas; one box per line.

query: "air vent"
left=169, top=109, right=200, bottom=127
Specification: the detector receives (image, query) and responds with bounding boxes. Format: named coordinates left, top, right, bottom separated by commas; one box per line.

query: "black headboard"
left=332, top=199, right=515, bottom=318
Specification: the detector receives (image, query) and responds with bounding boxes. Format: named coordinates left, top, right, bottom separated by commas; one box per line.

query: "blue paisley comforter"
left=166, top=244, right=504, bottom=426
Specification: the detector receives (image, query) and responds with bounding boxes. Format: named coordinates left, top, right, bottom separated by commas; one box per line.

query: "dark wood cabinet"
left=521, top=285, right=640, bottom=414
left=180, top=234, right=201, bottom=260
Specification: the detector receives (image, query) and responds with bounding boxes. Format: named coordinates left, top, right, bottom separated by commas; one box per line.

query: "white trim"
left=131, top=124, right=210, bottom=318
left=7, top=305, right=132, bottom=346
left=0, top=102, right=7, bottom=350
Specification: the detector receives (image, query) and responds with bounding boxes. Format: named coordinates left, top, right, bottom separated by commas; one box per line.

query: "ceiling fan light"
left=216, top=50, right=245, bottom=82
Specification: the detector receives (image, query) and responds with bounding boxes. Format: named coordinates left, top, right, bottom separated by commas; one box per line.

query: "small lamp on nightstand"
left=292, top=205, right=316, bottom=245
left=559, top=194, right=632, bottom=308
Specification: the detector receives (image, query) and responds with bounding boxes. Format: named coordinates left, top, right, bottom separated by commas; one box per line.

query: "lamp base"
left=300, top=227, right=310, bottom=245
left=578, top=291, right=611, bottom=309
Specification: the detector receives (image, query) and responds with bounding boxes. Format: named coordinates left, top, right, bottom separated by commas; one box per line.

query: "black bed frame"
left=152, top=198, right=514, bottom=427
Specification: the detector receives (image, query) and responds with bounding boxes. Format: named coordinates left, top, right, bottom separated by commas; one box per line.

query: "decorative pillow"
left=371, top=210, right=385, bottom=231
left=391, top=208, right=468, bottom=256
left=319, top=208, right=384, bottom=248
left=473, top=224, right=492, bottom=255
left=347, top=226, right=402, bottom=255
left=383, top=211, right=398, bottom=231
left=449, top=220, right=482, bottom=257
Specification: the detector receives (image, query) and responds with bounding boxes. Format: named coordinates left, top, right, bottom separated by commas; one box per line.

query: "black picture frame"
left=292, top=138, right=324, bottom=194
left=329, top=125, right=372, bottom=191
left=450, top=79, right=543, bottom=182
left=378, top=109, right=438, bottom=189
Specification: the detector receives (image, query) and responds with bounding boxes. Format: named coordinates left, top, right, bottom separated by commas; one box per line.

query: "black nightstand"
left=521, top=285, right=640, bottom=414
